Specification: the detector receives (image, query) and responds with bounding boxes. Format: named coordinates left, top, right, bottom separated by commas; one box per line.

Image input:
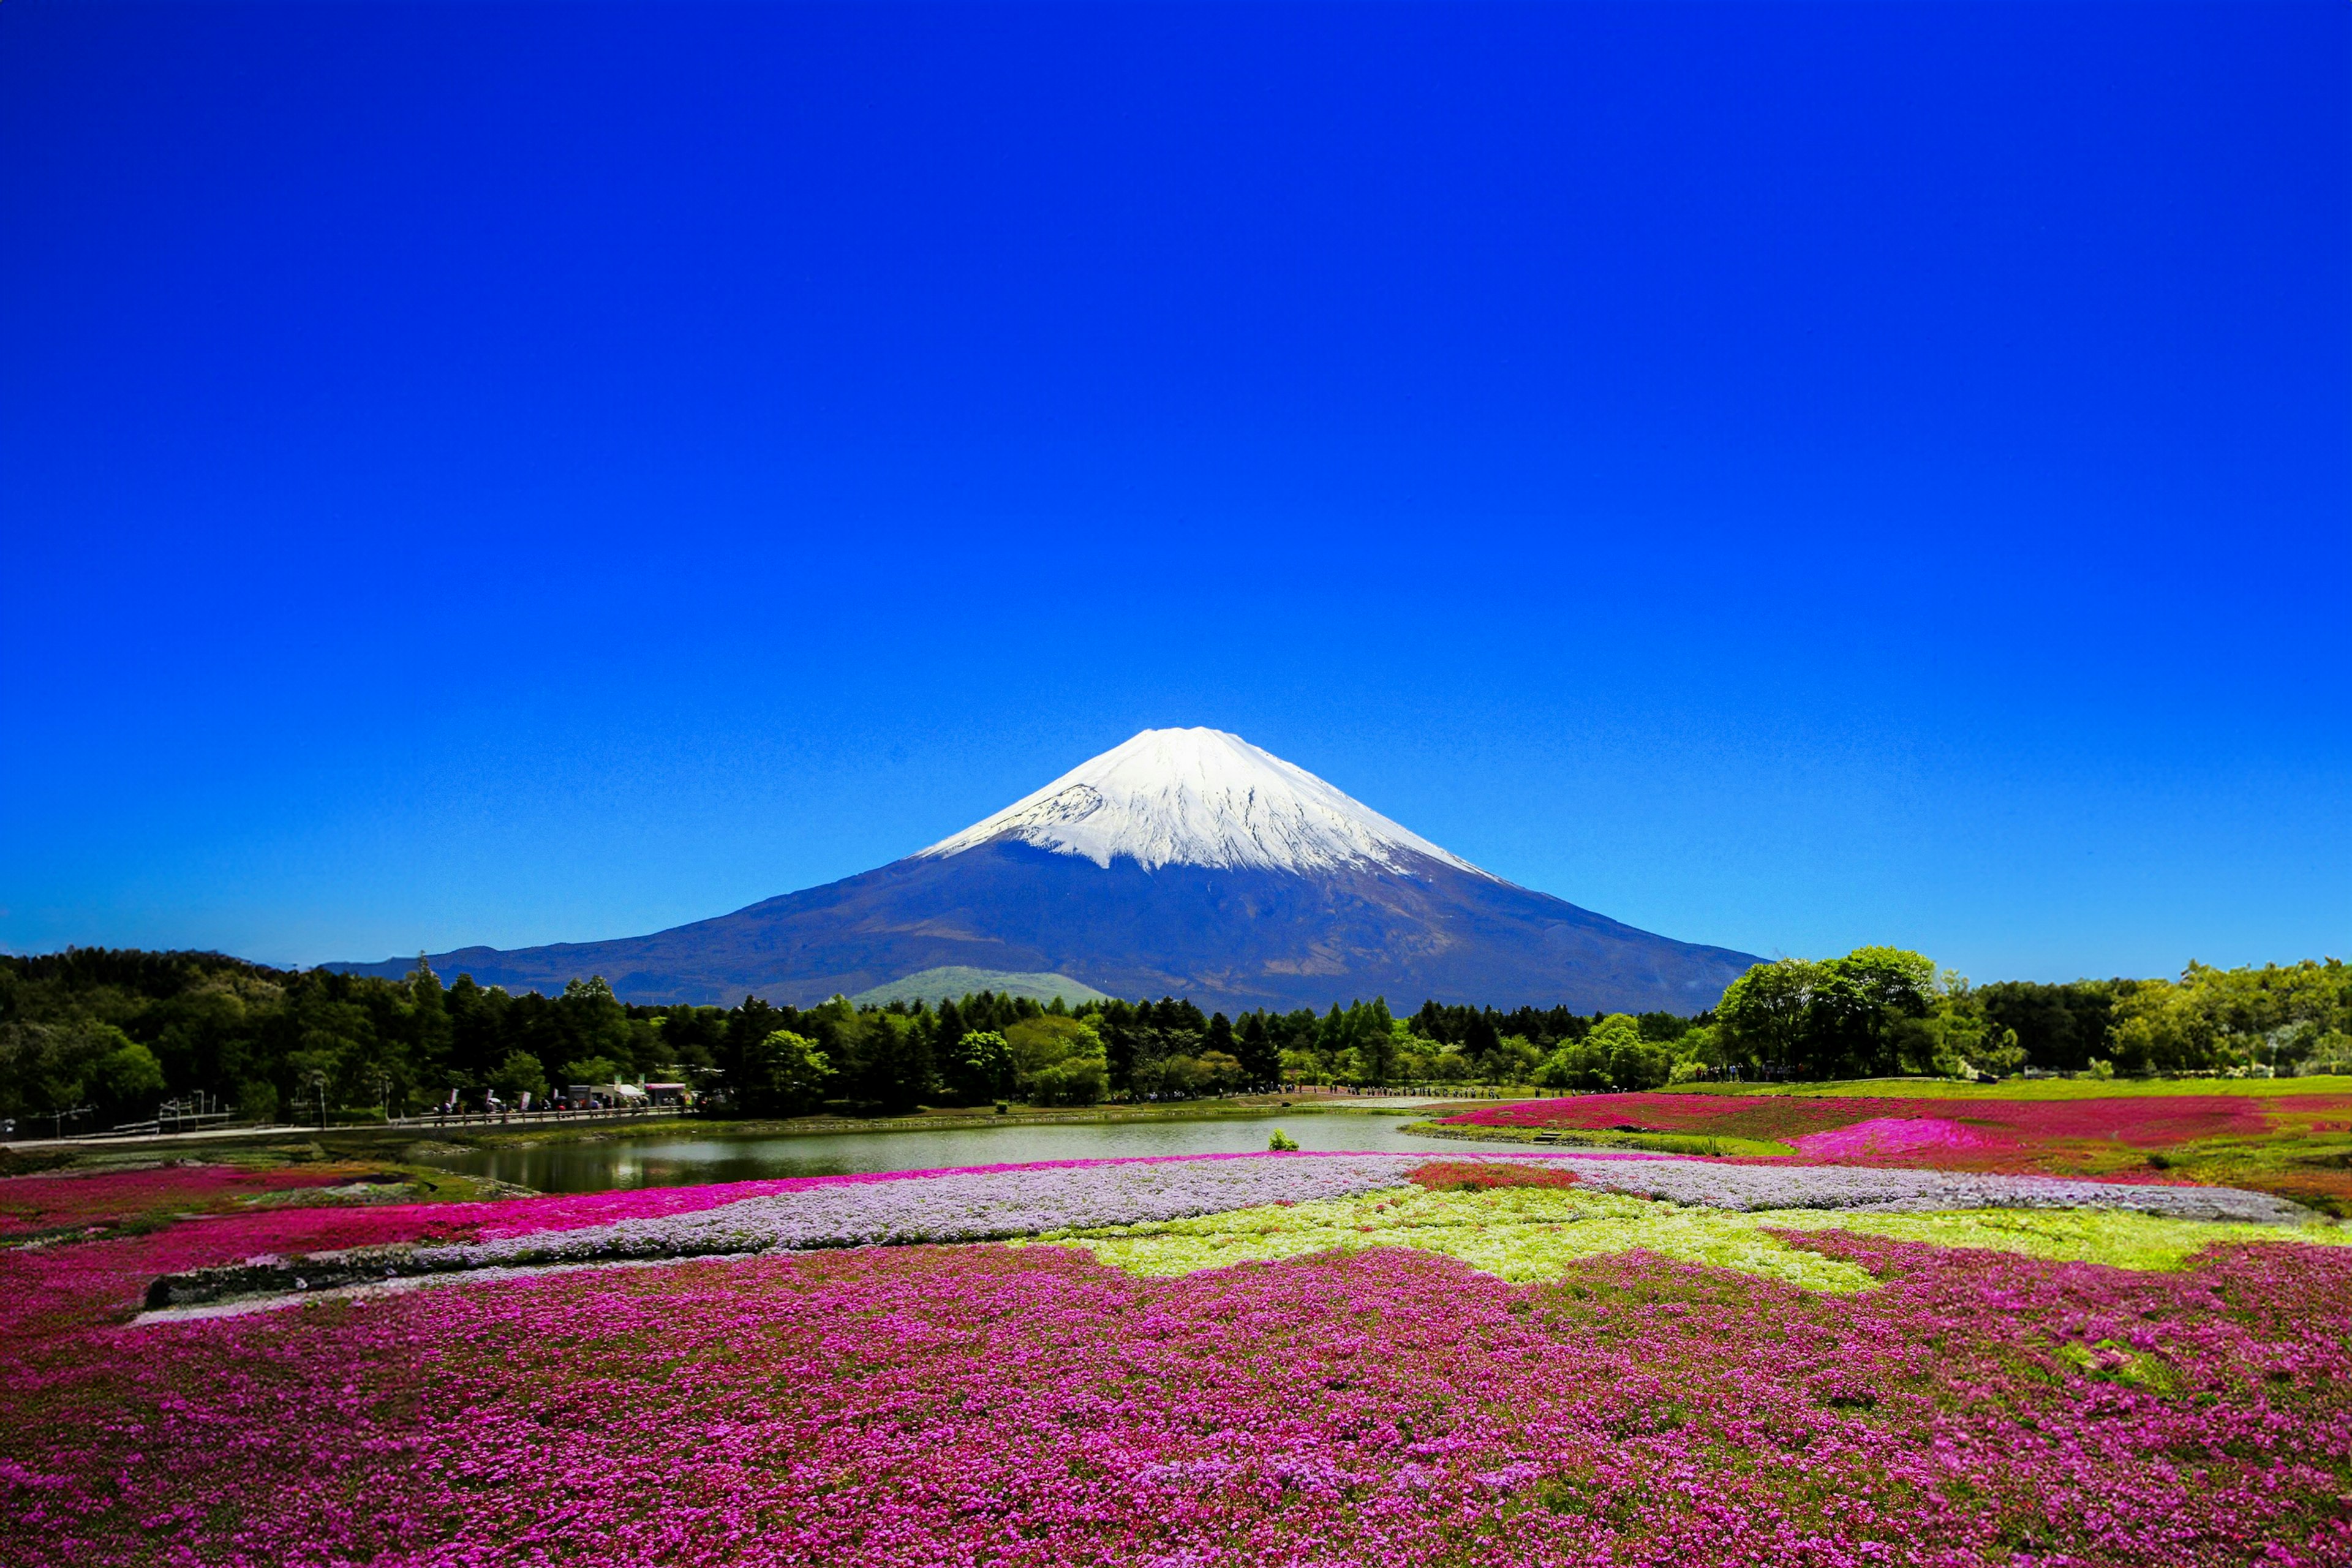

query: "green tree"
left=1891, top=973, right=2024, bottom=1079
left=0, top=1020, right=126, bottom=1120
left=945, top=1030, right=1015, bottom=1105
left=1235, top=1012, right=1281, bottom=1087
left=236, top=1077, right=280, bottom=1121
left=99, top=1037, right=167, bottom=1105
left=1460, top=1012, right=1523, bottom=1083
left=1004, top=1016, right=1108, bottom=1105
left=1532, top=1014, right=1671, bottom=1091
left=491, top=1050, right=549, bottom=1101
left=1715, top=959, right=1827, bottom=1077
left=1028, top=1054, right=1108, bottom=1106
left=1813, top=948, right=1937, bottom=1076
left=407, top=959, right=453, bottom=1078
left=1135, top=1052, right=1204, bottom=1098
left=854, top=1009, right=933, bottom=1112
left=557, top=1055, right=624, bottom=1087
left=1977, top=980, right=2114, bottom=1073
left=1356, top=1000, right=1400, bottom=1086
left=1196, top=1049, right=1244, bottom=1093
left=2101, top=960, right=2351, bottom=1076
left=1716, top=949, right=1936, bottom=1079
left=743, top=1030, right=832, bottom=1115
left=284, top=1044, right=338, bottom=1124
left=556, top=976, right=638, bottom=1076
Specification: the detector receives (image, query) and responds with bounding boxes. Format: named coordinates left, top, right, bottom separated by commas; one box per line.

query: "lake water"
left=409, top=1110, right=1480, bottom=1193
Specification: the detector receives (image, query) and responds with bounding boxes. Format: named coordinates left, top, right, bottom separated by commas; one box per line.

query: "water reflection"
left=409, top=1112, right=1476, bottom=1194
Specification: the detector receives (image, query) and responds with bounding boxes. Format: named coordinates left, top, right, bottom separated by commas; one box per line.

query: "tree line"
left=1, top=946, right=2344, bottom=1131
left=1709, top=950, right=2351, bottom=1082
left=0, top=951, right=1710, bottom=1128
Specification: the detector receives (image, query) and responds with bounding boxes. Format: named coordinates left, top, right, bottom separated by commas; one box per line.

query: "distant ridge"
left=848, top=967, right=1111, bottom=1008
left=339, top=727, right=1763, bottom=1013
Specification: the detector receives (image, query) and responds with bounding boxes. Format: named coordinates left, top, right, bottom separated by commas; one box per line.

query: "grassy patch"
left=1025, top=1184, right=1883, bottom=1292
left=1762, top=1205, right=2348, bottom=1271
left=1401, top=1120, right=1797, bottom=1158
left=2052, top=1338, right=2183, bottom=1397
left=1022, top=1184, right=2350, bottom=1292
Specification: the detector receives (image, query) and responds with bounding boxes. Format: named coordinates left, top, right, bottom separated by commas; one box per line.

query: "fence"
left=385, top=1104, right=692, bottom=1131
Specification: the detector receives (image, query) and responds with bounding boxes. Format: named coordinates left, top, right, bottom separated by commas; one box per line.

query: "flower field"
left=4, top=1150, right=2350, bottom=1566
left=0, top=1161, right=434, bottom=1243
left=1031, top=1180, right=2341, bottom=1292
left=1431, top=1087, right=2352, bottom=1209
left=1437, top=1090, right=2312, bottom=1153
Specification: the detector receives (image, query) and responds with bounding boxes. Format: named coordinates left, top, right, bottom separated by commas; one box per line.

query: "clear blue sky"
left=2, top=2, right=2345, bottom=984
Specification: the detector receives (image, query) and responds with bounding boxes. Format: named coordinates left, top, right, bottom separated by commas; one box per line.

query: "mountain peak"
left=916, top=727, right=1494, bottom=878
left=344, top=723, right=1763, bottom=1011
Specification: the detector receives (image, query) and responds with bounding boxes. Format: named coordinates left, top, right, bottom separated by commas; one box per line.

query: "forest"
left=0, top=946, right=2345, bottom=1131
left=1710, top=951, right=2352, bottom=1082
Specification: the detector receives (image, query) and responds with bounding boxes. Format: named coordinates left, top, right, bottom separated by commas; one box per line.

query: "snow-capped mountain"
left=918, top=728, right=1487, bottom=876
left=341, top=729, right=1762, bottom=1013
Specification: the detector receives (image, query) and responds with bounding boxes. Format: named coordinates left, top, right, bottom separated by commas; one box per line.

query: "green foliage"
left=1715, top=959, right=1823, bottom=1074
left=0, top=1018, right=165, bottom=1123
left=2105, top=961, right=2352, bottom=1076
left=1976, top=979, right=2115, bottom=1072
left=1001, top=1016, right=1109, bottom=1105
left=1894, top=973, right=2024, bottom=1080
left=1193, top=1050, right=1241, bottom=1092
left=3, top=946, right=2342, bottom=1123
left=0, top=949, right=712, bottom=1123
left=1027, top=1055, right=1109, bottom=1106
left=739, top=1030, right=832, bottom=1117
left=1533, top=1014, right=1676, bottom=1092
left=1234, top=1011, right=1281, bottom=1085
left=799, top=999, right=928, bottom=1112
left=1711, top=952, right=2351, bottom=1081
left=1037, top=1183, right=2350, bottom=1288
left=1266, top=1128, right=1299, bottom=1152
left=1717, top=948, right=1943, bottom=1080
left=490, top=1050, right=549, bottom=1100
left=99, top=1038, right=167, bottom=1102
left=943, top=1030, right=1016, bottom=1106
left=1095, top=997, right=1218, bottom=1098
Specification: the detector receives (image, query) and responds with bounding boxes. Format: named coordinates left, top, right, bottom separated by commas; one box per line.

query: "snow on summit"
left=918, top=728, right=1494, bottom=878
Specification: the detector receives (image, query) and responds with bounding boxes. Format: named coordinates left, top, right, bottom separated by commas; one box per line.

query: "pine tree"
left=1237, top=1012, right=1281, bottom=1087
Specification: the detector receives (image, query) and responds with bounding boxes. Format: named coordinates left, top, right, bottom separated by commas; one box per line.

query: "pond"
left=407, top=1109, right=1481, bottom=1193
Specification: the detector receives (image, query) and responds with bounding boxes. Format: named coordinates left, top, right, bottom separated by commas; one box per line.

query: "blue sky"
left=2, top=1, right=2345, bottom=984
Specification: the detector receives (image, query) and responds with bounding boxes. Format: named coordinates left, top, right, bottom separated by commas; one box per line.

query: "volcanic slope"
left=341, top=728, right=1762, bottom=1012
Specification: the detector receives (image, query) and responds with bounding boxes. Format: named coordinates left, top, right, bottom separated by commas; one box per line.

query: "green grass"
left=1762, top=1204, right=2348, bottom=1270
left=1021, top=1184, right=2352, bottom=1293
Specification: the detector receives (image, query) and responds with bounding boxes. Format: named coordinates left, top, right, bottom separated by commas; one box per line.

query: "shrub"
left=1027, top=1057, right=1107, bottom=1107
left=1407, top=1161, right=1581, bottom=1193
left=1006, top=1017, right=1108, bottom=1104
